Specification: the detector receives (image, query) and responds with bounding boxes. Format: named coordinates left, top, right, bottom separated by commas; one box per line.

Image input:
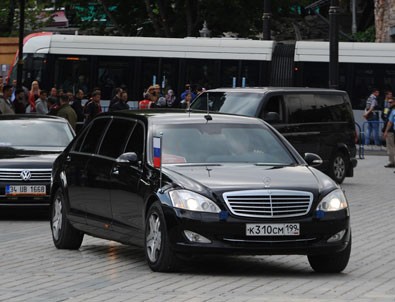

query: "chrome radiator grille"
left=223, top=190, right=313, bottom=218
left=0, top=169, right=52, bottom=182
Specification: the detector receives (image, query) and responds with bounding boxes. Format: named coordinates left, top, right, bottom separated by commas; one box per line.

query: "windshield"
left=190, top=92, right=263, bottom=116
left=0, top=120, right=74, bottom=150
left=152, top=122, right=294, bottom=165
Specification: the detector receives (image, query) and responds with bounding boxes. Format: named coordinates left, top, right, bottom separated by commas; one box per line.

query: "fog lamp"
left=184, top=230, right=211, bottom=243
left=327, top=230, right=346, bottom=243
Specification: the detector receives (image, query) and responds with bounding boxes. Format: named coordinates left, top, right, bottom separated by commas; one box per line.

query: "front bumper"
left=163, top=206, right=350, bottom=256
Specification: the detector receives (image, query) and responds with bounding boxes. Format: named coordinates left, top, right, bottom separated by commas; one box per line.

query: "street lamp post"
left=16, top=0, right=25, bottom=90
left=262, top=0, right=271, bottom=40
left=329, top=0, right=339, bottom=89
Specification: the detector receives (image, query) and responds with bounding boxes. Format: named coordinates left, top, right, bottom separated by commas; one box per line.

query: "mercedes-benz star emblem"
left=263, top=177, right=271, bottom=188
left=20, top=170, right=32, bottom=181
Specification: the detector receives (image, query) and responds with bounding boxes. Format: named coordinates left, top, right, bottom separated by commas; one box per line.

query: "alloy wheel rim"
left=52, top=196, right=63, bottom=241
left=146, top=213, right=162, bottom=263
left=334, top=157, right=345, bottom=179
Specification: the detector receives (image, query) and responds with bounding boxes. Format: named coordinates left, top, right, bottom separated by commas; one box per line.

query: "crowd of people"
left=0, top=77, right=204, bottom=132
left=363, top=88, right=395, bottom=170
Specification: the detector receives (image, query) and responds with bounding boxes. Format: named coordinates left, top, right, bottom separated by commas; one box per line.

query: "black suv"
left=50, top=110, right=351, bottom=273
left=191, top=87, right=357, bottom=183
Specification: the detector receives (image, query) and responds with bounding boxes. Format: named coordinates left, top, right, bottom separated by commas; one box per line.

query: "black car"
left=190, top=87, right=358, bottom=184
left=0, top=115, right=75, bottom=206
left=50, top=110, right=351, bottom=273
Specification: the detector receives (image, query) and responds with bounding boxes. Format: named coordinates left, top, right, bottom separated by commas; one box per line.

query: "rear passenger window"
left=80, top=118, right=109, bottom=154
left=99, top=119, right=136, bottom=159
left=314, top=94, right=351, bottom=122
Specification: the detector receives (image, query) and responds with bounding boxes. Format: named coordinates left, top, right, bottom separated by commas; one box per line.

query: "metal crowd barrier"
left=358, top=120, right=386, bottom=159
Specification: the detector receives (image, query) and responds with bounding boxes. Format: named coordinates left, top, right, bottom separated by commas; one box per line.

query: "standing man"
left=84, top=90, right=102, bottom=126
left=0, top=85, right=15, bottom=114
left=109, top=87, right=122, bottom=110
left=13, top=89, right=28, bottom=114
left=109, top=91, right=129, bottom=111
left=71, top=89, right=85, bottom=123
left=57, top=95, right=77, bottom=131
left=363, top=88, right=380, bottom=147
left=35, top=90, right=49, bottom=114
left=383, top=98, right=395, bottom=168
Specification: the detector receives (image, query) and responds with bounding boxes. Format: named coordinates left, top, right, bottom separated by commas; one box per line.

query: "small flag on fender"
left=153, top=136, right=162, bottom=168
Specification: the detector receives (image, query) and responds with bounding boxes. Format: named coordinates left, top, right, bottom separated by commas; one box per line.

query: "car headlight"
left=317, top=189, right=348, bottom=212
left=169, top=190, right=221, bottom=213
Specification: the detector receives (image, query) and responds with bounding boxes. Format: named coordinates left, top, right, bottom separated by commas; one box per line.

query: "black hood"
left=163, top=164, right=336, bottom=196
left=0, top=147, right=60, bottom=169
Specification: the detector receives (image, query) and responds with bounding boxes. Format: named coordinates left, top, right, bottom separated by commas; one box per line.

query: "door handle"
left=112, top=167, right=119, bottom=175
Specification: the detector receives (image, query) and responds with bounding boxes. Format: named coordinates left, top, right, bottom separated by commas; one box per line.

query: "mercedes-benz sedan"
left=50, top=110, right=351, bottom=273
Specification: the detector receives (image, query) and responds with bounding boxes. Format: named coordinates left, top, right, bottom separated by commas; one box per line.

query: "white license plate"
left=5, top=185, right=46, bottom=196
left=246, top=223, right=300, bottom=236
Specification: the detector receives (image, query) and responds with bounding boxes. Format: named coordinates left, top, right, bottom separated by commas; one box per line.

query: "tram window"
left=185, top=59, right=218, bottom=90
left=161, top=59, right=179, bottom=93
left=98, top=58, right=131, bottom=100
left=241, top=61, right=260, bottom=87
left=54, top=56, right=89, bottom=94
left=142, top=58, right=159, bottom=93
left=220, top=60, right=238, bottom=87
left=354, top=65, right=375, bottom=109
left=384, top=68, right=395, bottom=93
left=24, top=54, right=47, bottom=88
left=302, top=63, right=328, bottom=88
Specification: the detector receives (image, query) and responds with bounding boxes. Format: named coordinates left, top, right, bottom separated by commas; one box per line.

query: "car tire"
left=145, top=201, right=178, bottom=272
left=50, top=188, right=84, bottom=249
left=328, top=151, right=347, bottom=184
left=307, top=234, right=351, bottom=273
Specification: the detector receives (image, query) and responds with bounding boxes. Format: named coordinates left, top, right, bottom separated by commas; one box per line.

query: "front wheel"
left=50, top=188, right=84, bottom=249
left=145, top=202, right=178, bottom=272
left=328, top=152, right=347, bottom=184
left=308, top=234, right=351, bottom=273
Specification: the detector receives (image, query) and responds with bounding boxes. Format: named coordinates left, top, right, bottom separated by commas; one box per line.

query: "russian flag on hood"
left=153, top=136, right=162, bottom=168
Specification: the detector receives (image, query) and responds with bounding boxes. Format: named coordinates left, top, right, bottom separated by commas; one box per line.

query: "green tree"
left=0, top=0, right=55, bottom=37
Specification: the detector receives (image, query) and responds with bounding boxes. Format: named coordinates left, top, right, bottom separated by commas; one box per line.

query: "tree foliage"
left=0, top=0, right=54, bottom=37
left=0, top=0, right=376, bottom=41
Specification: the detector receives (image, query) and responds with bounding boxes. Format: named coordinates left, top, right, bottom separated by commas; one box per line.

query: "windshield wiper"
left=254, top=163, right=297, bottom=167
left=170, top=163, right=222, bottom=167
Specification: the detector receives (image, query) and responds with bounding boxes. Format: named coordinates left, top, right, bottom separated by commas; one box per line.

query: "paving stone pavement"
left=0, top=155, right=394, bottom=302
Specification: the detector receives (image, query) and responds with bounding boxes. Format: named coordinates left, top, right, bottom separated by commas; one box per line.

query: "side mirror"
left=116, top=152, right=139, bottom=165
left=264, top=112, right=280, bottom=124
left=304, top=153, right=323, bottom=167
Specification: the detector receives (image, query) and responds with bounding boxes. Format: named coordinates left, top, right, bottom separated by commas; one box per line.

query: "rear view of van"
left=191, top=87, right=357, bottom=183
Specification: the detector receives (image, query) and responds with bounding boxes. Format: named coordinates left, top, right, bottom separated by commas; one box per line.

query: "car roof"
left=0, top=114, right=69, bottom=123
left=203, top=87, right=346, bottom=94
left=100, top=109, right=265, bottom=125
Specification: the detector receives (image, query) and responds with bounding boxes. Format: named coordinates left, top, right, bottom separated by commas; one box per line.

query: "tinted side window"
left=125, top=122, right=145, bottom=161
left=80, top=118, right=109, bottom=154
left=98, top=119, right=136, bottom=158
left=191, top=92, right=263, bottom=116
left=260, top=95, right=285, bottom=123
left=284, top=94, right=306, bottom=123
left=72, top=128, right=88, bottom=152
left=315, top=94, right=351, bottom=122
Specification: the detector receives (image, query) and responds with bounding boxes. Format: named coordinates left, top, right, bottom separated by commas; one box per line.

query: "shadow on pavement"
left=0, top=206, right=50, bottom=221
